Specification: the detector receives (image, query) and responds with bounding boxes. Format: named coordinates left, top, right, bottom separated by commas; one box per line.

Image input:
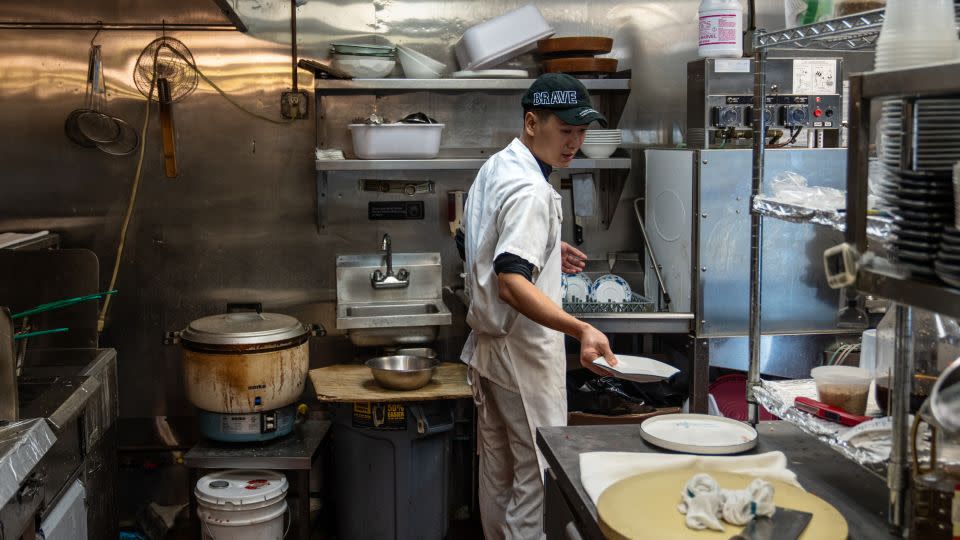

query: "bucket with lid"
left=195, top=469, right=290, bottom=539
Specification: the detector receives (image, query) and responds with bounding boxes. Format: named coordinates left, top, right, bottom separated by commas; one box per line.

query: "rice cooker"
left=171, top=305, right=321, bottom=442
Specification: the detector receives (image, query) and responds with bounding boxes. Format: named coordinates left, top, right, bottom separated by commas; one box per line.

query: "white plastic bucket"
left=195, top=469, right=290, bottom=540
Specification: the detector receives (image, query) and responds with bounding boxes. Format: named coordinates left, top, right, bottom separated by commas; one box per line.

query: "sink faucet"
left=372, top=234, right=410, bottom=289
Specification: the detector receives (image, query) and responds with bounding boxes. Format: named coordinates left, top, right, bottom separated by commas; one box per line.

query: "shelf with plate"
left=561, top=280, right=692, bottom=333
left=313, top=75, right=635, bottom=233
left=313, top=77, right=631, bottom=94
left=315, top=155, right=632, bottom=172
left=787, top=61, right=960, bottom=533
left=845, top=62, right=960, bottom=311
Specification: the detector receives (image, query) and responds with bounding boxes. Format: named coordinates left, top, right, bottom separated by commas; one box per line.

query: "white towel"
left=720, top=478, right=776, bottom=525
left=682, top=491, right=726, bottom=531
left=580, top=451, right=801, bottom=506
left=677, top=474, right=725, bottom=532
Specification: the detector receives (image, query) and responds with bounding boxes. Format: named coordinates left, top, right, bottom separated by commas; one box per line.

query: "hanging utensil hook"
left=90, top=21, right=103, bottom=46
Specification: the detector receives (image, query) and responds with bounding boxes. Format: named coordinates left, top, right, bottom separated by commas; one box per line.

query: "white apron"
left=461, top=138, right=567, bottom=473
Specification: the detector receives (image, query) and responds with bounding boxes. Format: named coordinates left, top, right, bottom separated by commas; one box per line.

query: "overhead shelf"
left=314, top=78, right=631, bottom=94
left=316, top=156, right=632, bottom=171
left=855, top=258, right=960, bottom=320
left=751, top=196, right=893, bottom=241
left=857, top=61, right=960, bottom=99
left=753, top=9, right=884, bottom=51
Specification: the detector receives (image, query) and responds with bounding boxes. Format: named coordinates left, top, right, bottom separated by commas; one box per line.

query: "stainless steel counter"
left=0, top=419, right=56, bottom=534
left=536, top=422, right=895, bottom=540
left=6, top=348, right=120, bottom=539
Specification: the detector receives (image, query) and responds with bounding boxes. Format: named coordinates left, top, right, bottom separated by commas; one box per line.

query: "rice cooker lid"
left=195, top=469, right=288, bottom=506
left=182, top=312, right=307, bottom=346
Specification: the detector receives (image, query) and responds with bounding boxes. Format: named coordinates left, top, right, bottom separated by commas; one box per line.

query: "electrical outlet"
left=281, top=90, right=309, bottom=119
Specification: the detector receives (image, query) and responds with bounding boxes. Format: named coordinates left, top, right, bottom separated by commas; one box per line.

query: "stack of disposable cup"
left=874, top=0, right=959, bottom=71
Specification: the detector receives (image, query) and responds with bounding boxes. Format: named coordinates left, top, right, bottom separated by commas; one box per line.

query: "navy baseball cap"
left=521, top=73, right=608, bottom=128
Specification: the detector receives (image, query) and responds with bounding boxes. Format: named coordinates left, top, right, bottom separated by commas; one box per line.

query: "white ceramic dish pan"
left=455, top=5, right=554, bottom=71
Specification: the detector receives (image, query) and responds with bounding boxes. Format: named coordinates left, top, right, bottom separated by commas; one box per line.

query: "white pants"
left=477, top=377, right=544, bottom=540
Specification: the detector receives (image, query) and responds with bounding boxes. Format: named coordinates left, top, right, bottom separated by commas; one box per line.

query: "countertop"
left=309, top=362, right=471, bottom=403
left=537, top=421, right=897, bottom=540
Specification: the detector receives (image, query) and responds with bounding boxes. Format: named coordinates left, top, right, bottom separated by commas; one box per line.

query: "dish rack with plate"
left=563, top=293, right=655, bottom=315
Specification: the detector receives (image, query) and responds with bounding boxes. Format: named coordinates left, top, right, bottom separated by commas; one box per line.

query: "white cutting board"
left=593, top=355, right=679, bottom=383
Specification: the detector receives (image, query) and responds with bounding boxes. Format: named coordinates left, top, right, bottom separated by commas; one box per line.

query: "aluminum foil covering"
left=756, top=379, right=960, bottom=472
left=752, top=196, right=893, bottom=241
left=0, top=419, right=56, bottom=508
left=755, top=379, right=889, bottom=470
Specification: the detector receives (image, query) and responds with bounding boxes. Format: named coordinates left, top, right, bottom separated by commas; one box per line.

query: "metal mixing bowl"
left=366, top=355, right=439, bottom=390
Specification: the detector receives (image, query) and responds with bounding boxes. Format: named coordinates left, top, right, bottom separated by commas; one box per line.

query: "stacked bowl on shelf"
left=330, top=42, right=397, bottom=78
left=580, top=129, right=621, bottom=158
left=397, top=45, right=446, bottom=79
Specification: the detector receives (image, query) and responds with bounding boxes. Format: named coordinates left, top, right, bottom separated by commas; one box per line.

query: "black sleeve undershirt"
left=494, top=253, right=534, bottom=282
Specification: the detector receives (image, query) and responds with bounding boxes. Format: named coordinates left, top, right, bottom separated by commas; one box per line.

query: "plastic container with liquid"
left=698, top=0, right=743, bottom=58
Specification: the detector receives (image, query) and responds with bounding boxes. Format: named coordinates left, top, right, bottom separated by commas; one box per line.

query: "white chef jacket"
left=460, top=138, right=567, bottom=471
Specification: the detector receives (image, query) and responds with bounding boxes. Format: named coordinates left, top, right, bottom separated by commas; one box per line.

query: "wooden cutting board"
left=309, top=362, right=471, bottom=403
left=597, top=470, right=847, bottom=540
left=542, top=57, right=618, bottom=75
left=537, top=36, right=614, bottom=56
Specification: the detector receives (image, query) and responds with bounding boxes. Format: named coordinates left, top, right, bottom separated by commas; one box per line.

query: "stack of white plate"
left=581, top=129, right=621, bottom=158
left=877, top=97, right=960, bottom=279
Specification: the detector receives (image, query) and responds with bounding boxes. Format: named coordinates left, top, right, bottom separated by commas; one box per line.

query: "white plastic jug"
left=698, top=0, right=744, bottom=58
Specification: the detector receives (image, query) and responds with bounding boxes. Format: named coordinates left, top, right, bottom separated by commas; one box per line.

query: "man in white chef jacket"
left=458, top=73, right=619, bottom=539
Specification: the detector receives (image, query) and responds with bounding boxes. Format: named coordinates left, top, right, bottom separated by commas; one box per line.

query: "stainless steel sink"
left=336, top=253, right=452, bottom=347
left=345, top=303, right=439, bottom=317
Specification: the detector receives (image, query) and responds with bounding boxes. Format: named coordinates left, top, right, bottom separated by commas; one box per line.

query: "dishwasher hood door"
left=0, top=0, right=246, bottom=31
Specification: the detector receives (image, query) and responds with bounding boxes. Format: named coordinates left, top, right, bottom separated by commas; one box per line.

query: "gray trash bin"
left=331, top=401, right=454, bottom=540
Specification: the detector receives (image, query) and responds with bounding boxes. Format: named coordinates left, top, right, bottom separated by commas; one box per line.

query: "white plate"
left=639, top=414, right=758, bottom=455
left=562, top=273, right=592, bottom=303
left=592, top=354, right=679, bottom=383
left=452, top=69, right=529, bottom=78
left=589, top=274, right=631, bottom=303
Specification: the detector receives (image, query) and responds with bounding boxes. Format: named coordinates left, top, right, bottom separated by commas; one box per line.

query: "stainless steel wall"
left=0, top=0, right=792, bottom=417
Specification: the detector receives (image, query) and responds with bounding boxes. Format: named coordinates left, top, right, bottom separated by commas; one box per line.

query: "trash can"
left=331, top=400, right=454, bottom=540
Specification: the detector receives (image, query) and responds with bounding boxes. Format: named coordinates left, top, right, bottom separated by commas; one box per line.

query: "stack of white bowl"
left=874, top=0, right=959, bottom=72
left=330, top=43, right=397, bottom=78
left=580, top=129, right=622, bottom=158
left=397, top=45, right=446, bottom=79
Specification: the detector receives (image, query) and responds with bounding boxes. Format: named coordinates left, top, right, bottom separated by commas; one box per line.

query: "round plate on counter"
left=639, top=413, right=757, bottom=455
